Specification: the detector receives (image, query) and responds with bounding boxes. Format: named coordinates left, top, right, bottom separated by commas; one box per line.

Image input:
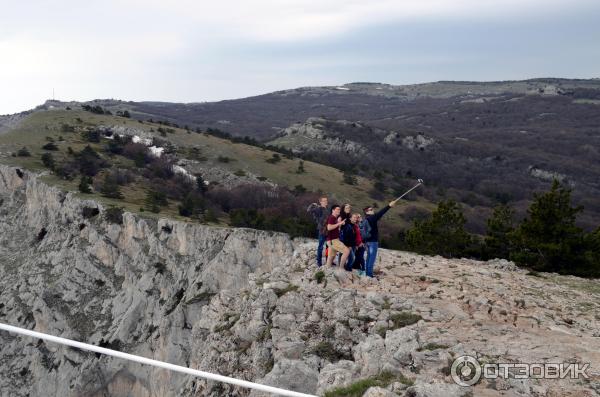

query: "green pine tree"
left=145, top=190, right=168, bottom=213
left=41, top=153, right=55, bottom=170
left=100, top=175, right=124, bottom=199
left=78, top=175, right=93, bottom=194
left=405, top=199, right=471, bottom=258
left=510, top=180, right=585, bottom=274
left=583, top=228, right=600, bottom=276
left=484, top=204, right=515, bottom=259
left=178, top=192, right=205, bottom=218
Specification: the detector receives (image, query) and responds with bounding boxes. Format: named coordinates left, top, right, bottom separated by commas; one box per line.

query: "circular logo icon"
left=451, top=355, right=482, bottom=386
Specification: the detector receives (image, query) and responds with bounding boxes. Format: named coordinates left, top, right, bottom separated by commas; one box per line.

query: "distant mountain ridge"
left=6, top=77, right=600, bottom=231
left=29, top=77, right=600, bottom=140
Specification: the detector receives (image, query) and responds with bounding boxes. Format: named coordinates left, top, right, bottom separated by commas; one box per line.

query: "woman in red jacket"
left=343, top=213, right=364, bottom=272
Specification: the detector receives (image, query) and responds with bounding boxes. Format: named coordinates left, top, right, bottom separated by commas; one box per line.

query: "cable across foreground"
left=0, top=322, right=318, bottom=397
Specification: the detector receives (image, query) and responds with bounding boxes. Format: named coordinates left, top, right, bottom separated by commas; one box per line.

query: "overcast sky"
left=1, top=0, right=599, bottom=114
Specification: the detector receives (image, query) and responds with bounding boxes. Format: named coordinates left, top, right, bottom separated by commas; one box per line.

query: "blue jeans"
left=365, top=242, right=379, bottom=277
left=316, top=233, right=327, bottom=266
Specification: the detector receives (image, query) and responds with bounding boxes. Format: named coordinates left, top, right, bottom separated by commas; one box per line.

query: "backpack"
left=359, top=219, right=372, bottom=240
left=340, top=222, right=356, bottom=247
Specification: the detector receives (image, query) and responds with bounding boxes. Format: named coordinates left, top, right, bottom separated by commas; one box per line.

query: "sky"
left=1, top=0, right=599, bottom=114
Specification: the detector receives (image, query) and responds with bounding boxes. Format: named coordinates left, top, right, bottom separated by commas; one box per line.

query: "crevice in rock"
left=164, top=288, right=185, bottom=315
left=37, top=228, right=48, bottom=241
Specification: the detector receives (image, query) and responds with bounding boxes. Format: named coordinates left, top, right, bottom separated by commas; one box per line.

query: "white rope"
left=0, top=322, right=317, bottom=397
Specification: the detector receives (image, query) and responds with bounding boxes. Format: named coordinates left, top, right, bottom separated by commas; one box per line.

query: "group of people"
left=307, top=196, right=399, bottom=278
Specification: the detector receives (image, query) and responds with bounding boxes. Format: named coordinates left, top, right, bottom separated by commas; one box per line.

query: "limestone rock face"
left=1, top=164, right=600, bottom=397
left=273, top=117, right=369, bottom=156
left=249, top=359, right=319, bottom=397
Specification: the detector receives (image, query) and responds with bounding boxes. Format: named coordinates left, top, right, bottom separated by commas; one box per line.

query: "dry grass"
left=0, top=109, right=433, bottom=229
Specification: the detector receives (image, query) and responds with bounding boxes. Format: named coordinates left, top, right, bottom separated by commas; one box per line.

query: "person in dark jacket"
left=341, top=213, right=363, bottom=272
left=353, top=214, right=366, bottom=274
left=363, top=199, right=399, bottom=277
left=307, top=196, right=329, bottom=266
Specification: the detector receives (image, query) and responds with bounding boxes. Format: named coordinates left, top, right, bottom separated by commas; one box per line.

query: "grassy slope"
left=0, top=109, right=434, bottom=229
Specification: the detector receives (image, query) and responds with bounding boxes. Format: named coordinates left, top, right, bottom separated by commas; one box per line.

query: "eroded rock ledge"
left=1, top=165, right=599, bottom=397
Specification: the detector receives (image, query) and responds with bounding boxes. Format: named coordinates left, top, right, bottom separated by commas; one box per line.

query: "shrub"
left=292, top=185, right=307, bottom=195
left=157, top=127, right=174, bottom=136
left=42, top=142, right=58, bottom=151
left=82, top=104, right=106, bottom=114
left=99, top=174, right=124, bottom=199
left=390, top=312, right=422, bottom=328
left=74, top=145, right=109, bottom=176
left=196, top=174, right=208, bottom=194
left=16, top=147, right=31, bottom=157
left=323, top=371, right=412, bottom=397
left=311, top=341, right=350, bottom=362
left=217, top=155, right=232, bottom=163
left=203, top=208, right=219, bottom=223
left=417, top=343, right=449, bottom=352
left=81, top=129, right=101, bottom=143
left=374, top=180, right=386, bottom=192
left=342, top=172, right=357, bottom=185
left=266, top=153, right=281, bottom=164
left=61, top=124, right=75, bottom=133
left=144, top=157, right=174, bottom=179
left=145, top=190, right=168, bottom=213
left=296, top=160, right=305, bottom=174
left=106, top=168, right=135, bottom=186
left=178, top=192, right=205, bottom=218
left=105, top=206, right=124, bottom=225
left=122, top=143, right=150, bottom=167
left=78, top=175, right=93, bottom=193
left=314, top=271, right=325, bottom=284
left=41, top=153, right=55, bottom=170
left=230, top=208, right=265, bottom=229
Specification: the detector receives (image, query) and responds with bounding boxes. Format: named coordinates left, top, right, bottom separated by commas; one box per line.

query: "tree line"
left=397, top=180, right=599, bottom=278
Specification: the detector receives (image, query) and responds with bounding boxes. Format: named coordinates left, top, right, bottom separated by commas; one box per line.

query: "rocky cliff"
left=1, top=165, right=599, bottom=397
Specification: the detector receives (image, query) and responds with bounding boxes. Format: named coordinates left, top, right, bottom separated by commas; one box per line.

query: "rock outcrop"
left=271, top=118, right=369, bottom=157
left=1, top=165, right=599, bottom=397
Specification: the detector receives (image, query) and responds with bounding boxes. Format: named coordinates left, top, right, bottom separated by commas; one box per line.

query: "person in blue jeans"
left=363, top=199, right=399, bottom=277
left=307, top=196, right=329, bottom=267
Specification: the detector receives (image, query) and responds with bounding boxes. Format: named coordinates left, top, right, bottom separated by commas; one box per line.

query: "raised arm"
left=306, top=203, right=319, bottom=216
left=373, top=204, right=391, bottom=222
left=327, top=218, right=345, bottom=231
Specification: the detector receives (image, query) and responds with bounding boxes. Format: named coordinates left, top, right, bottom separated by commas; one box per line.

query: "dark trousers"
left=354, top=246, right=366, bottom=270
left=316, top=232, right=327, bottom=266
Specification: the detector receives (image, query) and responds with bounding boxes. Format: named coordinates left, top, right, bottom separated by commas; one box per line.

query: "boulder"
left=249, top=359, right=318, bottom=397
